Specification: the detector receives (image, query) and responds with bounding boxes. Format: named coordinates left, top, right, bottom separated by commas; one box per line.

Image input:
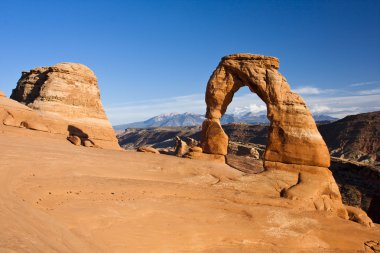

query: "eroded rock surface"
left=174, top=136, right=189, bottom=157
left=137, top=146, right=160, bottom=154
left=198, top=53, right=372, bottom=225
left=201, top=54, right=329, bottom=167
left=8, top=63, right=119, bottom=149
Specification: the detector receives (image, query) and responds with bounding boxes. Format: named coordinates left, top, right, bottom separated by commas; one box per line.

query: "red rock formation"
left=4, top=63, right=119, bottom=150
left=198, top=53, right=372, bottom=225
left=202, top=54, right=329, bottom=168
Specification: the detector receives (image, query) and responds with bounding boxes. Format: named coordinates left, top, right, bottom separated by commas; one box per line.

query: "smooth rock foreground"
left=1, top=128, right=379, bottom=252
left=193, top=53, right=373, bottom=226
left=1, top=63, right=119, bottom=150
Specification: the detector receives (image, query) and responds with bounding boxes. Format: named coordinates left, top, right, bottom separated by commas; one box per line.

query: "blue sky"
left=1, top=0, right=379, bottom=124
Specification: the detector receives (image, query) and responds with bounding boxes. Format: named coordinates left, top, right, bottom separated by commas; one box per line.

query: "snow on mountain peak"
left=232, top=104, right=267, bottom=116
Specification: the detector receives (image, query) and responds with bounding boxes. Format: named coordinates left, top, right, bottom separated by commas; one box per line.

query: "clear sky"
left=1, top=0, right=379, bottom=124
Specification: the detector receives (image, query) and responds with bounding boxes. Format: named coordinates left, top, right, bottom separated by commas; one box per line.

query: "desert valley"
left=1, top=54, right=379, bottom=253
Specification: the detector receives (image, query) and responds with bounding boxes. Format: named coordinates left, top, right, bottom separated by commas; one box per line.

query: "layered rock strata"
left=5, top=63, right=119, bottom=149
left=198, top=53, right=372, bottom=225
left=201, top=54, right=329, bottom=167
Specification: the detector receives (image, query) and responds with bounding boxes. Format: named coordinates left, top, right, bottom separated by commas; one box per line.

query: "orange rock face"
left=9, top=63, right=119, bottom=150
left=199, top=53, right=373, bottom=225
left=202, top=54, right=330, bottom=168
left=201, top=119, right=228, bottom=155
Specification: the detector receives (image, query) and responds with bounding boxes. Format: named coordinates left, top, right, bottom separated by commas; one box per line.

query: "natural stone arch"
left=193, top=54, right=373, bottom=226
left=201, top=54, right=330, bottom=170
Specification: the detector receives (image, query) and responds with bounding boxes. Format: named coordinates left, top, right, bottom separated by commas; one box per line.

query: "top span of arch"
left=222, top=53, right=279, bottom=69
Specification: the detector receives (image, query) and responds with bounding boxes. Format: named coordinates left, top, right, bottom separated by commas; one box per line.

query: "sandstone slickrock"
left=0, top=90, right=5, bottom=98
left=364, top=241, right=380, bottom=252
left=198, top=53, right=372, bottom=224
left=2, top=129, right=380, bottom=252
left=115, top=122, right=379, bottom=223
left=346, top=205, right=374, bottom=227
left=137, top=146, right=160, bottom=154
left=184, top=151, right=226, bottom=163
left=20, top=120, right=49, bottom=132
left=226, top=154, right=264, bottom=174
left=1, top=96, right=47, bottom=129
left=9, top=63, right=119, bottom=150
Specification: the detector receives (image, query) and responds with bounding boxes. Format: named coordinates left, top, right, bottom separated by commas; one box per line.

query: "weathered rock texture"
left=201, top=54, right=329, bottom=167
left=174, top=136, right=189, bottom=157
left=137, top=146, right=160, bottom=154
left=9, top=63, right=119, bottom=149
left=199, top=53, right=372, bottom=225
left=1, top=96, right=49, bottom=131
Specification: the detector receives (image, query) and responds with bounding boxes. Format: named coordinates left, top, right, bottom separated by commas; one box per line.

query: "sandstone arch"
left=201, top=54, right=330, bottom=170
left=198, top=54, right=373, bottom=226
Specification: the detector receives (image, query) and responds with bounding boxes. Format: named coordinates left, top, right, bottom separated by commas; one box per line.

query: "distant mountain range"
left=113, top=112, right=338, bottom=131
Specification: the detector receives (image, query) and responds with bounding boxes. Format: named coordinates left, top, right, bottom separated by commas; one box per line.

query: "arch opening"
left=221, top=85, right=268, bottom=125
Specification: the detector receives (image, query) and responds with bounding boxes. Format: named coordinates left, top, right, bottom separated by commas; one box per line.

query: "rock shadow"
left=11, top=70, right=49, bottom=104
left=68, top=125, right=89, bottom=139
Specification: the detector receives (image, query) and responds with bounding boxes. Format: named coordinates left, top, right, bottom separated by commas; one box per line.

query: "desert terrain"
left=1, top=55, right=379, bottom=253
left=1, top=125, right=380, bottom=253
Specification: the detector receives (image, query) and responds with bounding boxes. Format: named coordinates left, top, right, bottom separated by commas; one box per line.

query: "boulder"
left=67, top=136, right=81, bottom=146
left=10, top=63, right=119, bottom=150
left=189, top=146, right=203, bottom=153
left=249, top=148, right=260, bottom=159
left=174, top=136, right=188, bottom=157
left=137, top=146, right=160, bottom=154
left=228, top=142, right=261, bottom=159
left=184, top=137, right=199, bottom=147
